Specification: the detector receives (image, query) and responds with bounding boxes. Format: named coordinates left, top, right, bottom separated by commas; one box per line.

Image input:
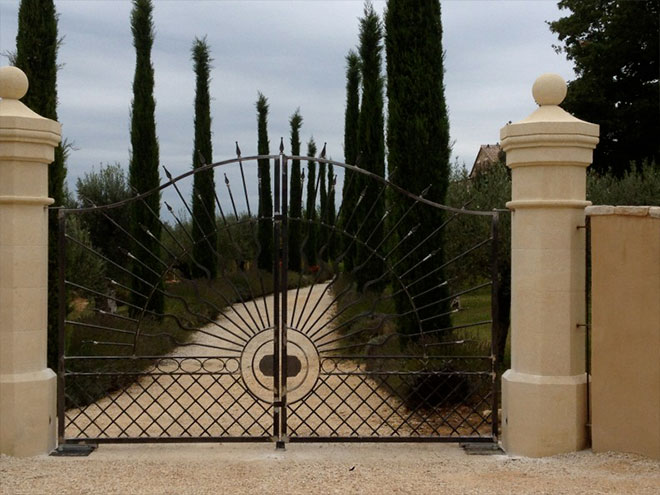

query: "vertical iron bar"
left=489, top=212, right=501, bottom=441
left=57, top=209, right=66, bottom=445
left=272, top=153, right=283, bottom=449
left=280, top=151, right=289, bottom=448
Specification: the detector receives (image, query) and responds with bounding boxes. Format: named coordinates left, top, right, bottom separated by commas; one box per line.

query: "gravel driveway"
left=1, top=444, right=658, bottom=494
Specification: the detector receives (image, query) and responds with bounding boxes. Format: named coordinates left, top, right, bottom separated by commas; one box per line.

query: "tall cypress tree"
left=128, top=0, right=163, bottom=315
left=385, top=0, right=451, bottom=335
left=319, top=152, right=328, bottom=261
left=190, top=37, right=216, bottom=279
left=15, top=0, right=66, bottom=370
left=327, top=162, right=337, bottom=260
left=288, top=110, right=304, bottom=272
left=341, top=50, right=361, bottom=272
left=304, top=138, right=318, bottom=267
left=354, top=3, right=386, bottom=291
left=256, top=92, right=273, bottom=271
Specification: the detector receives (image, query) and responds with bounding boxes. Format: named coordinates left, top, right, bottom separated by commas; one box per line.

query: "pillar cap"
left=0, top=66, right=29, bottom=100
left=532, top=73, right=567, bottom=106
left=0, top=66, right=61, bottom=139
left=500, top=73, right=599, bottom=159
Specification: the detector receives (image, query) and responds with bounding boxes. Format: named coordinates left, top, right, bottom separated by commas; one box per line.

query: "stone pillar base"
left=0, top=369, right=57, bottom=457
left=502, top=369, right=587, bottom=457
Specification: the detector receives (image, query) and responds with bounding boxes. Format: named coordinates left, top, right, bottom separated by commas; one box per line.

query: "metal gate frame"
left=56, top=147, right=502, bottom=447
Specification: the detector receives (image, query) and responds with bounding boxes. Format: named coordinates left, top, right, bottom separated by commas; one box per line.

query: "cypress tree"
left=319, top=153, right=328, bottom=261
left=304, top=138, right=318, bottom=267
left=385, top=0, right=451, bottom=335
left=15, top=0, right=66, bottom=370
left=354, top=2, right=386, bottom=291
left=288, top=110, right=304, bottom=272
left=341, top=50, right=361, bottom=272
left=327, top=162, right=337, bottom=260
left=128, top=0, right=163, bottom=315
left=256, top=92, right=273, bottom=271
left=190, top=37, right=216, bottom=279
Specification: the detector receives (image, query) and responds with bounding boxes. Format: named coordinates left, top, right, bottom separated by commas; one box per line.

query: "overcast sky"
left=0, top=0, right=574, bottom=208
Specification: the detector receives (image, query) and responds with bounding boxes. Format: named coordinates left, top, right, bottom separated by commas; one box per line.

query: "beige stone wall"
left=588, top=206, right=660, bottom=460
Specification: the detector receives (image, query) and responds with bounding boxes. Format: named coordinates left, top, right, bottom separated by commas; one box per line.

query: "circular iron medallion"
left=240, top=328, right=320, bottom=403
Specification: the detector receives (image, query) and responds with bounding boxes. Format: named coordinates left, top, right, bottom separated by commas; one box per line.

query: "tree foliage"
left=256, top=92, right=273, bottom=271
left=587, top=160, right=660, bottom=206
left=445, top=162, right=511, bottom=363
left=65, top=215, right=108, bottom=298
left=326, top=162, right=337, bottom=260
left=128, top=0, right=163, bottom=315
left=319, top=151, right=328, bottom=260
left=190, top=37, right=217, bottom=279
left=385, top=0, right=452, bottom=334
left=354, top=3, right=386, bottom=291
left=288, top=110, right=304, bottom=271
left=15, top=0, right=66, bottom=206
left=341, top=50, right=361, bottom=272
left=15, top=0, right=66, bottom=369
left=549, top=0, right=660, bottom=174
left=304, top=138, right=318, bottom=266
left=76, top=163, right=132, bottom=271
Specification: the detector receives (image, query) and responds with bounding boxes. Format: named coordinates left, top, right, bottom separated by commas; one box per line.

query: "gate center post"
left=279, top=151, right=289, bottom=449
left=272, top=147, right=282, bottom=447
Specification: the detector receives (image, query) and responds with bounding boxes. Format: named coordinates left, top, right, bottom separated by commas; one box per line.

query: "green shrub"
left=587, top=161, right=660, bottom=206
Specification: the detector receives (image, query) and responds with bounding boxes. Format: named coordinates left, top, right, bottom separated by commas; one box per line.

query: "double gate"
left=57, top=147, right=502, bottom=446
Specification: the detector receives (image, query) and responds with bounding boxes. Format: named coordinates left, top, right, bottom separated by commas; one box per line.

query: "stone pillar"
left=0, top=66, right=61, bottom=456
left=500, top=74, right=599, bottom=457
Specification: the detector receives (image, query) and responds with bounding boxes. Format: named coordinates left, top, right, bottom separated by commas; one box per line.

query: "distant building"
left=469, top=143, right=503, bottom=179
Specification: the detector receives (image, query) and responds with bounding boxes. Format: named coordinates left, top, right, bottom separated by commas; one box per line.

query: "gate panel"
left=58, top=155, right=280, bottom=443
left=280, top=157, right=500, bottom=442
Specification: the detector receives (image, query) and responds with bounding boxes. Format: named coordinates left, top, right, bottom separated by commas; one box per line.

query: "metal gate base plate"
left=50, top=444, right=97, bottom=457
left=460, top=442, right=504, bottom=455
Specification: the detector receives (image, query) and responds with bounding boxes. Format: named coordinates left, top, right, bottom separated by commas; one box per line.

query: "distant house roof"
left=469, top=143, right=502, bottom=179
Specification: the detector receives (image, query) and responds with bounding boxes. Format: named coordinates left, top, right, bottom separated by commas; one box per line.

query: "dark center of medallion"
left=258, top=354, right=302, bottom=378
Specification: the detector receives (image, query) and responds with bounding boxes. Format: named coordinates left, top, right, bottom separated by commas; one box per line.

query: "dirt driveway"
left=1, top=443, right=658, bottom=495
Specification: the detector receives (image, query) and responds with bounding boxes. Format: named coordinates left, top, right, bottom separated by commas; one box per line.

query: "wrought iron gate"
left=57, top=145, right=502, bottom=446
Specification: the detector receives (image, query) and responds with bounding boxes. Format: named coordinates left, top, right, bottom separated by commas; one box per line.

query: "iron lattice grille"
left=287, top=357, right=493, bottom=439
left=63, top=357, right=271, bottom=441
left=57, top=149, right=501, bottom=444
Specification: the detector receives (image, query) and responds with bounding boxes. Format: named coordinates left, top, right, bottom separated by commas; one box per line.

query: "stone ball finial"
left=0, top=66, right=29, bottom=100
left=532, top=73, right=567, bottom=106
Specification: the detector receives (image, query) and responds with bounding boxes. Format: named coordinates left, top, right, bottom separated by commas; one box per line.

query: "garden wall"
left=588, top=206, right=660, bottom=459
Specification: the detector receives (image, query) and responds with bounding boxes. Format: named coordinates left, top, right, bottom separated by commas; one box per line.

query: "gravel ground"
left=1, top=444, right=658, bottom=494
